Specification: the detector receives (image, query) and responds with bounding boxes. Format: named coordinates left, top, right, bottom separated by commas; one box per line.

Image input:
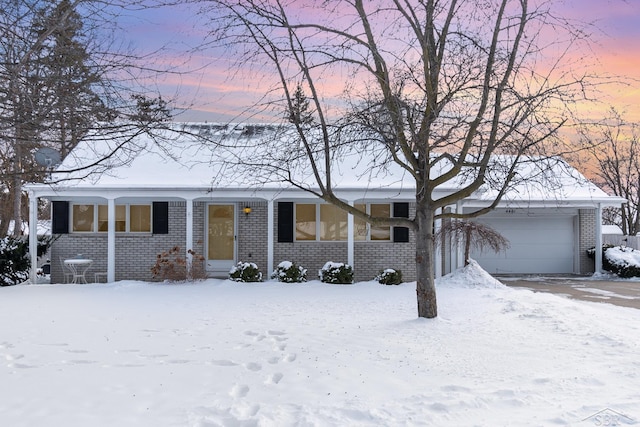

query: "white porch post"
left=455, top=201, right=464, bottom=269
left=107, top=198, right=116, bottom=282
left=347, top=200, right=354, bottom=268
left=185, top=198, right=194, bottom=278
left=595, top=203, right=603, bottom=273
left=267, top=199, right=274, bottom=275
left=434, top=208, right=442, bottom=278
left=28, top=191, right=38, bottom=284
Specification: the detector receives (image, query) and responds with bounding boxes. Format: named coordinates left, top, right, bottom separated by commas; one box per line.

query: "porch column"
left=267, top=199, right=274, bottom=275
left=107, top=198, right=116, bottom=282
left=455, top=201, right=464, bottom=269
left=28, top=191, right=38, bottom=284
left=434, top=208, right=442, bottom=278
left=185, top=198, right=194, bottom=278
left=347, top=200, right=354, bottom=267
left=595, top=203, right=603, bottom=273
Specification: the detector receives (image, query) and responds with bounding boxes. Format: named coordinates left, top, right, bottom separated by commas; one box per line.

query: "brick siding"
left=578, top=209, right=596, bottom=274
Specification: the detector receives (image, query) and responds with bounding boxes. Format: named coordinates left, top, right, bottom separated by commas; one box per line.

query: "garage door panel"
left=470, top=216, right=575, bottom=274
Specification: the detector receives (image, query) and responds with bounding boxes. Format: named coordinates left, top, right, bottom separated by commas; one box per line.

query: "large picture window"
left=295, top=203, right=391, bottom=242
left=72, top=204, right=151, bottom=233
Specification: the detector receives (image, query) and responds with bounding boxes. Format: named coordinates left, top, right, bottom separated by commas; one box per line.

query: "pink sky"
left=120, top=1, right=640, bottom=123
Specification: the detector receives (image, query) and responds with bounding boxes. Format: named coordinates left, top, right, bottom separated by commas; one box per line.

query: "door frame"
left=205, top=203, right=237, bottom=275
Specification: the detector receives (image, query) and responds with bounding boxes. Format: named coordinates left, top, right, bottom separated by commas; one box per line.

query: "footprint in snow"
left=244, top=362, right=262, bottom=372
left=229, top=384, right=250, bottom=398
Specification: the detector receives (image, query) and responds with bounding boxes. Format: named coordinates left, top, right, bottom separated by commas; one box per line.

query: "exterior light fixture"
left=243, top=206, right=252, bottom=216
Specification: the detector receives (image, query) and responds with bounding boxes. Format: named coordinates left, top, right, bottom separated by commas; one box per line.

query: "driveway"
left=500, top=277, right=640, bottom=309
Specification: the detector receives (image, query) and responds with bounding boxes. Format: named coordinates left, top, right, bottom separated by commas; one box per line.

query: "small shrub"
left=151, top=246, right=206, bottom=281
left=375, top=268, right=403, bottom=285
left=271, top=261, right=307, bottom=283
left=229, top=262, right=263, bottom=282
left=587, top=244, right=640, bottom=278
left=319, top=261, right=354, bottom=284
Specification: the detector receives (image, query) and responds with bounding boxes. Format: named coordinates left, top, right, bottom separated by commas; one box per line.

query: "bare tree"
left=435, top=220, right=510, bottom=266
left=577, top=108, right=640, bottom=236
left=198, top=0, right=596, bottom=318
left=0, top=0, right=172, bottom=236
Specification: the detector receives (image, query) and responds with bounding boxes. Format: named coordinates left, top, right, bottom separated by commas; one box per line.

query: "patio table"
left=64, top=258, right=93, bottom=284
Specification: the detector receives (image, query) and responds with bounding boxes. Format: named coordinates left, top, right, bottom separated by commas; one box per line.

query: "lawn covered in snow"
left=1, top=262, right=639, bottom=426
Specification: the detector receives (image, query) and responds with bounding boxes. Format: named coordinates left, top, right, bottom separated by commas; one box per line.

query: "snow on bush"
left=603, top=246, right=640, bottom=278
left=271, top=261, right=307, bottom=283
left=229, top=262, right=263, bottom=282
left=375, top=268, right=403, bottom=285
left=319, top=261, right=354, bottom=284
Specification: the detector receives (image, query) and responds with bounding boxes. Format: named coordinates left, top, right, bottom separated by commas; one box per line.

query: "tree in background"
left=578, top=108, right=640, bottom=236
left=0, top=0, right=171, bottom=236
left=199, top=0, right=596, bottom=318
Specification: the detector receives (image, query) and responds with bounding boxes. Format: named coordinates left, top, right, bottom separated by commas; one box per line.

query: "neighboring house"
left=25, top=124, right=625, bottom=283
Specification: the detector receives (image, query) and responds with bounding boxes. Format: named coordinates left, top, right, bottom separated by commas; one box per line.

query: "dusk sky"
left=117, top=0, right=640, bottom=124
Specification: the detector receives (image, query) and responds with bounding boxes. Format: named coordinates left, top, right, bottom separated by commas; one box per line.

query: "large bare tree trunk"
left=415, top=205, right=437, bottom=318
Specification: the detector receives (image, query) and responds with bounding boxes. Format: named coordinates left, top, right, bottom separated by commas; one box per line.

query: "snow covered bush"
left=604, top=246, right=640, bottom=278
left=229, top=262, right=263, bottom=282
left=375, top=268, right=403, bottom=285
left=271, top=261, right=307, bottom=283
left=319, top=261, right=354, bottom=284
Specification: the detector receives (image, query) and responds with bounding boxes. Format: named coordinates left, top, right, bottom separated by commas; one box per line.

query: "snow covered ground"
left=1, top=262, right=639, bottom=426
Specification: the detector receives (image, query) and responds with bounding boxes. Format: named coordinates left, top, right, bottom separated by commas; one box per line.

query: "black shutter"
left=51, top=201, right=69, bottom=234
left=152, top=202, right=169, bottom=234
left=393, top=202, right=409, bottom=243
left=277, top=202, right=294, bottom=242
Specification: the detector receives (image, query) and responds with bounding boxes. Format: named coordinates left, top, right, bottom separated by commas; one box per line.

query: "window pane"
left=130, top=205, right=151, bottom=232
left=72, top=204, right=94, bottom=232
left=354, top=203, right=367, bottom=241
left=98, top=205, right=126, bottom=232
left=295, top=204, right=316, bottom=241
left=320, top=204, right=347, bottom=241
left=371, top=204, right=391, bottom=240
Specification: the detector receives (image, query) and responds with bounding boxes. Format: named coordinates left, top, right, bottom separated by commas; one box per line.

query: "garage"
left=469, top=215, right=576, bottom=274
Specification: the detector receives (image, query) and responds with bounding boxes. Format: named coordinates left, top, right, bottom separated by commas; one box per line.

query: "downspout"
left=595, top=203, right=603, bottom=274
left=28, top=191, right=38, bottom=284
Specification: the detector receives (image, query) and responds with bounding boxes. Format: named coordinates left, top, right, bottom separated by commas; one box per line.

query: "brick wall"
left=273, top=202, right=417, bottom=282
left=52, top=200, right=418, bottom=283
left=579, top=209, right=596, bottom=274
left=237, top=201, right=269, bottom=274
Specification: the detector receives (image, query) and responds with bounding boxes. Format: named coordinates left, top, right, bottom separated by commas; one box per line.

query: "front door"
left=207, top=204, right=236, bottom=275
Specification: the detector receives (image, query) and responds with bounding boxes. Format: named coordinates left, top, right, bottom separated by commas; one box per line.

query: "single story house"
left=25, top=124, right=624, bottom=283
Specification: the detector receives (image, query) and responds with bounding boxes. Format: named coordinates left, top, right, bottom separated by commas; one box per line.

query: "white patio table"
left=64, top=258, right=93, bottom=284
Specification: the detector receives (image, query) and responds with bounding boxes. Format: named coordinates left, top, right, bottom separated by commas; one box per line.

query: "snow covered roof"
left=26, top=123, right=624, bottom=207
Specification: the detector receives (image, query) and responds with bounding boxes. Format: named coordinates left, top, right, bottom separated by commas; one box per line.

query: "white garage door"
left=470, top=216, right=576, bottom=274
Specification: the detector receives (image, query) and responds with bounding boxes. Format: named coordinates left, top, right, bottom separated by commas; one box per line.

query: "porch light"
left=243, top=206, right=252, bottom=216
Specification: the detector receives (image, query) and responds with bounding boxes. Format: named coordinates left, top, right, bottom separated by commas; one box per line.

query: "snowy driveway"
left=501, top=277, right=640, bottom=309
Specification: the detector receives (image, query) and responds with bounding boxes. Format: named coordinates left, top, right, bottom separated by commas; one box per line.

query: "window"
left=320, top=204, right=348, bottom=241
left=72, top=203, right=151, bottom=233
left=295, top=204, right=316, bottom=241
left=294, top=203, right=391, bottom=242
left=72, top=204, right=94, bottom=232
left=354, top=203, right=391, bottom=241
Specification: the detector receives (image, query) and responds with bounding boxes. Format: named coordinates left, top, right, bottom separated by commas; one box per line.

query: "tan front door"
left=207, top=204, right=236, bottom=275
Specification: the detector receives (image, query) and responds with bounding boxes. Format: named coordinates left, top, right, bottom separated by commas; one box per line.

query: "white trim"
left=595, top=203, right=603, bottom=273
left=267, top=199, right=274, bottom=275
left=186, top=198, right=194, bottom=279
left=29, top=192, right=38, bottom=284
left=107, top=199, right=115, bottom=282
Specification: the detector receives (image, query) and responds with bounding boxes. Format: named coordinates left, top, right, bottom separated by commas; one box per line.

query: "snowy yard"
left=1, top=263, right=639, bottom=426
